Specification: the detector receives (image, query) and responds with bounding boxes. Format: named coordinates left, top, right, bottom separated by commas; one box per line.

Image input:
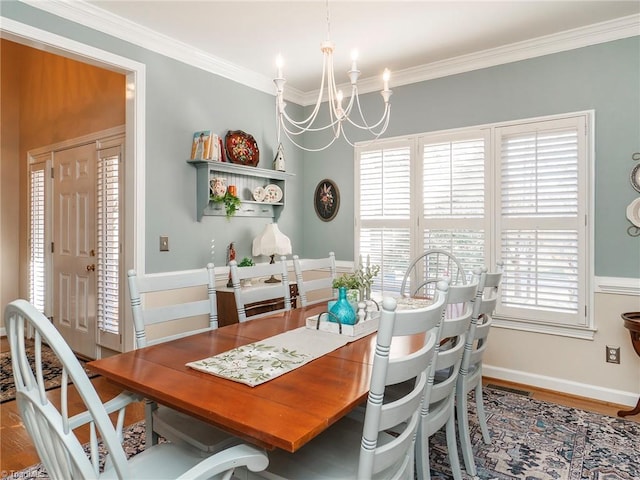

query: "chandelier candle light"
left=273, top=2, right=392, bottom=151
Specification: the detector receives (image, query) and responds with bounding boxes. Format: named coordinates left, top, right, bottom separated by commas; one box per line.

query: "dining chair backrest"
left=4, top=299, right=270, bottom=479
left=229, top=256, right=291, bottom=322
left=128, top=263, right=247, bottom=453
left=400, top=249, right=467, bottom=298
left=5, top=300, right=131, bottom=478
left=463, top=265, right=502, bottom=373
left=415, top=278, right=477, bottom=480
left=427, top=280, right=477, bottom=405
left=292, top=252, right=336, bottom=307
left=357, top=283, right=447, bottom=478
left=127, top=263, right=217, bottom=348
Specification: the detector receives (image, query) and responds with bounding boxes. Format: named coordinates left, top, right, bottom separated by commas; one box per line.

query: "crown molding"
left=19, top=1, right=639, bottom=107
left=301, top=13, right=640, bottom=106
left=19, top=0, right=277, bottom=93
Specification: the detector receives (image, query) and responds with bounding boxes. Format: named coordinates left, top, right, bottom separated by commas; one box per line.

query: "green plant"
left=332, top=273, right=361, bottom=290
left=211, top=191, right=241, bottom=219
left=332, top=263, right=381, bottom=291
left=238, top=257, right=254, bottom=267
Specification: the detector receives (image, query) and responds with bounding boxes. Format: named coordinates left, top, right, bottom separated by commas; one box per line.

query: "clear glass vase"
left=329, top=287, right=357, bottom=325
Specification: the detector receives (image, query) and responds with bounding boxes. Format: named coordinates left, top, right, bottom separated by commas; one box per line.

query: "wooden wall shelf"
left=188, top=160, right=294, bottom=221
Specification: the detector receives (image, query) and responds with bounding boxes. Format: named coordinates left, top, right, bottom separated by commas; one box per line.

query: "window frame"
left=354, top=111, right=595, bottom=339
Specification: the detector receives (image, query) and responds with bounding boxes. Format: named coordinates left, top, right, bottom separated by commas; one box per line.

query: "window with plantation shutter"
left=496, top=117, right=587, bottom=327
left=29, top=162, right=47, bottom=313
left=97, top=146, right=121, bottom=336
left=355, top=112, right=592, bottom=337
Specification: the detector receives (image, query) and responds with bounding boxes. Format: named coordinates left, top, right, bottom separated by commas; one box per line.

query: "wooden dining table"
left=88, top=303, right=427, bottom=453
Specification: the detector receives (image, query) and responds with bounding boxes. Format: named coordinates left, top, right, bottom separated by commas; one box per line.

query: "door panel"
left=53, top=143, right=97, bottom=359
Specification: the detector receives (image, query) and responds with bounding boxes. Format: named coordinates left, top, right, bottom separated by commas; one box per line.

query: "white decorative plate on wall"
left=264, top=184, right=283, bottom=203
left=626, top=197, right=640, bottom=227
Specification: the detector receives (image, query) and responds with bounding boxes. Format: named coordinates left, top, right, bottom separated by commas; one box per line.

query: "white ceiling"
left=81, top=1, right=639, bottom=101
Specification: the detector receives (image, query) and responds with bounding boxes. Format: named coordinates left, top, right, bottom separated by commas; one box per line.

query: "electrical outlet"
left=606, top=345, right=620, bottom=364
left=159, top=235, right=169, bottom=252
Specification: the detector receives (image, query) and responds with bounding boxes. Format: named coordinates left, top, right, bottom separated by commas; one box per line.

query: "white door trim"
left=1, top=17, right=145, bottom=352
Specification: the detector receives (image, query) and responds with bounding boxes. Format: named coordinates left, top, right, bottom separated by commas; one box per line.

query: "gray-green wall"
left=302, top=37, right=640, bottom=279
left=4, top=1, right=639, bottom=278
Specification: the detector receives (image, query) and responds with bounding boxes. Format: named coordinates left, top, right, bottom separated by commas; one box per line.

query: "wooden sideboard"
left=216, top=282, right=298, bottom=326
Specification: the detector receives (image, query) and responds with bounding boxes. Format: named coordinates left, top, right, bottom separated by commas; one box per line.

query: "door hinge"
left=50, top=167, right=54, bottom=179
left=51, top=242, right=54, bottom=253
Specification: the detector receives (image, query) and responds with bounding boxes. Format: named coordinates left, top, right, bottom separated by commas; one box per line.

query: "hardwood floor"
left=1, top=345, right=637, bottom=476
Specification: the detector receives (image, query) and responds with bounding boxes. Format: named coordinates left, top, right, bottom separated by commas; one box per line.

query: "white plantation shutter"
left=423, top=139, right=485, bottom=218
left=360, top=228, right=411, bottom=294
left=496, top=117, right=587, bottom=326
left=360, top=146, right=411, bottom=220
left=421, top=135, right=488, bottom=277
left=97, top=146, right=121, bottom=335
left=29, top=163, right=46, bottom=313
left=356, top=143, right=412, bottom=295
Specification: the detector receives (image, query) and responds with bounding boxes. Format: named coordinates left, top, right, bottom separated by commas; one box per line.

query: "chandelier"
left=273, top=2, right=392, bottom=152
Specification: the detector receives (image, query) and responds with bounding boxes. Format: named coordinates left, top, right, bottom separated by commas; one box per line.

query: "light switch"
left=159, top=235, right=169, bottom=252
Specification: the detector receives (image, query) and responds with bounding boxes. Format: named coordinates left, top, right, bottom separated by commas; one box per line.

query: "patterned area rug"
left=2, top=387, right=638, bottom=479
left=429, top=388, right=640, bottom=479
left=1, top=343, right=97, bottom=403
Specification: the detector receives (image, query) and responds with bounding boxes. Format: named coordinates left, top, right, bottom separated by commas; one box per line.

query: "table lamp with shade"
left=252, top=223, right=292, bottom=283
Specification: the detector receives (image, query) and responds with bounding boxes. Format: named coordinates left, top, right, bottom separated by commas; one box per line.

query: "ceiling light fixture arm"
left=273, top=1, right=392, bottom=152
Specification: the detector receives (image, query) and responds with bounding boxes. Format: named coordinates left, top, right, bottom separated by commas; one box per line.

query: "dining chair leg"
left=475, top=382, right=491, bottom=444
left=415, top=424, right=431, bottom=480
left=456, top=389, right=477, bottom=476
left=446, top=415, right=463, bottom=480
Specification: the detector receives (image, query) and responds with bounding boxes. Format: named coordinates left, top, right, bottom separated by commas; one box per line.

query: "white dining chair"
left=292, top=252, right=336, bottom=307
left=128, top=264, right=241, bottom=455
left=4, top=299, right=269, bottom=480
left=415, top=278, right=477, bottom=480
left=229, top=256, right=291, bottom=322
left=400, top=249, right=467, bottom=298
left=456, top=264, right=503, bottom=476
left=246, top=283, right=448, bottom=480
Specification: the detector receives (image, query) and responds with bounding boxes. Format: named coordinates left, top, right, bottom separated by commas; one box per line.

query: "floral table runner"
left=187, top=327, right=366, bottom=387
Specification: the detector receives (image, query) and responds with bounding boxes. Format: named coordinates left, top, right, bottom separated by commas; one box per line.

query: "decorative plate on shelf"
left=264, top=184, right=283, bottom=203
left=224, top=130, right=259, bottom=166
left=626, top=197, right=640, bottom=227
left=252, top=186, right=266, bottom=202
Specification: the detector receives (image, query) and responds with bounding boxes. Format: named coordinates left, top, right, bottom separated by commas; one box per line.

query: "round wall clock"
left=314, top=179, right=340, bottom=221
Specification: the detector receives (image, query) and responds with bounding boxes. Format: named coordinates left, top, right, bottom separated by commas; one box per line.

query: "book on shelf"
left=190, top=130, right=213, bottom=160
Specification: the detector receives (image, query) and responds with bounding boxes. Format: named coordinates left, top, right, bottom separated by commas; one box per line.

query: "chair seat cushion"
left=261, top=415, right=404, bottom=480
left=154, top=406, right=240, bottom=453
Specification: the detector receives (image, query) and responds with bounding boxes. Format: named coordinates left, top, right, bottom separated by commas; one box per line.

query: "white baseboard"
left=0, top=327, right=5, bottom=337
left=483, top=364, right=639, bottom=407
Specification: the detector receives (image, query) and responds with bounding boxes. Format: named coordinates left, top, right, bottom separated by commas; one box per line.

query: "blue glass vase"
left=329, top=287, right=357, bottom=325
